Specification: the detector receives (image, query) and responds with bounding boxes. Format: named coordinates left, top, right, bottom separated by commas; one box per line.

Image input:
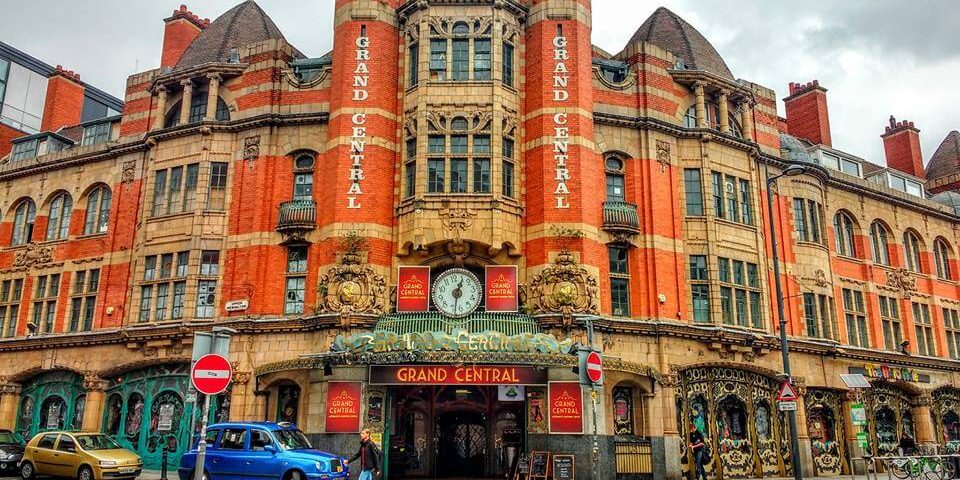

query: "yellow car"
left=20, top=432, right=142, bottom=480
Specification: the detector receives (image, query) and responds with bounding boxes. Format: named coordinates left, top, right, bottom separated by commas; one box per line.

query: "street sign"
left=777, top=401, right=798, bottom=411
left=856, top=431, right=869, bottom=449
left=585, top=351, right=603, bottom=384
left=777, top=381, right=799, bottom=402
left=191, top=354, right=232, bottom=395
left=850, top=403, right=867, bottom=426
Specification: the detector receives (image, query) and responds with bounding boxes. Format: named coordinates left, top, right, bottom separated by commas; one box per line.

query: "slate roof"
left=175, top=0, right=303, bottom=71
left=628, top=7, right=734, bottom=80
left=925, top=131, right=960, bottom=182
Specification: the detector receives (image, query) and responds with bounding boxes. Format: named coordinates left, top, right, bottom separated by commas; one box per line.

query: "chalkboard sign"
left=553, top=454, right=575, bottom=480
left=518, top=453, right=530, bottom=474
left=529, top=451, right=550, bottom=479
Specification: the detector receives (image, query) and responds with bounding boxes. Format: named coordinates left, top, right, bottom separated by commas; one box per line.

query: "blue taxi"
left=178, top=422, right=348, bottom=480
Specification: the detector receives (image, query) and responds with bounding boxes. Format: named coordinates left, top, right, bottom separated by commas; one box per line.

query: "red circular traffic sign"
left=586, top=351, right=603, bottom=383
left=191, top=354, right=233, bottom=395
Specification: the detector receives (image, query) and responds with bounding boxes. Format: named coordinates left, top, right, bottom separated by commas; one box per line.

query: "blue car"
left=178, top=422, right=348, bottom=480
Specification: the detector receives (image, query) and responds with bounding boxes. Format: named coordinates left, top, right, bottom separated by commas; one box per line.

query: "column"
left=718, top=89, right=730, bottom=134
left=913, top=394, right=936, bottom=446
left=179, top=79, right=193, bottom=125
left=793, top=382, right=814, bottom=478
left=81, top=376, right=109, bottom=432
left=659, top=376, right=682, bottom=480
left=153, top=85, right=168, bottom=130
left=694, top=82, right=707, bottom=128
left=0, top=382, right=22, bottom=430
left=229, top=369, right=253, bottom=421
left=204, top=74, right=221, bottom=121
left=842, top=391, right=866, bottom=473
left=740, top=100, right=755, bottom=142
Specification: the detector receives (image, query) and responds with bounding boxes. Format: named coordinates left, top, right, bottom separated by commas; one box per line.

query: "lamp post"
left=765, top=163, right=806, bottom=480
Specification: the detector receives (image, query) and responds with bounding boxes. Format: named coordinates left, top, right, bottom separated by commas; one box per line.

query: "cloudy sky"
left=5, top=0, right=957, bottom=164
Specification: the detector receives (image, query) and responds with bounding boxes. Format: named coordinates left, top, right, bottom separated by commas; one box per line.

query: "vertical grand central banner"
left=397, top=266, right=430, bottom=312
left=485, top=265, right=519, bottom=312
left=325, top=382, right=362, bottom=433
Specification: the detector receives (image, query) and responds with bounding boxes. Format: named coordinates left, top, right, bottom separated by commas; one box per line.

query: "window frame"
left=83, top=185, right=112, bottom=235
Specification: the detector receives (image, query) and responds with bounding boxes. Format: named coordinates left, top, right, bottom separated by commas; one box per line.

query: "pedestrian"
left=689, top=423, right=708, bottom=480
left=348, top=429, right=380, bottom=480
left=899, top=432, right=917, bottom=456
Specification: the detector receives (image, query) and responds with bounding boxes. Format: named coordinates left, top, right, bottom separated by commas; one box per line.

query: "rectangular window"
left=152, top=170, right=167, bottom=216
left=720, top=287, right=733, bottom=324
left=200, top=250, right=220, bottom=276
left=503, top=161, right=515, bottom=198
left=473, top=135, right=490, bottom=155
left=430, top=39, right=447, bottom=81
left=284, top=277, right=306, bottom=315
left=69, top=269, right=98, bottom=332
left=503, top=43, right=514, bottom=87
left=473, top=159, right=490, bottom=193
left=879, top=295, right=902, bottom=352
left=81, top=122, right=111, bottom=146
left=803, top=293, right=819, bottom=337
left=171, top=281, right=186, bottom=319
left=32, top=274, right=59, bottom=334
left=944, top=308, right=960, bottom=360
left=451, top=39, right=469, bottom=81
left=406, top=137, right=417, bottom=161
left=793, top=198, right=808, bottom=241
left=196, top=280, right=217, bottom=318
left=472, top=38, right=491, bottom=80
left=688, top=256, right=710, bottom=320
left=428, top=159, right=445, bottom=193
left=428, top=135, right=445, bottom=154
left=712, top=172, right=724, bottom=219
left=724, top=175, right=739, bottom=222
left=0, top=278, right=23, bottom=338
left=155, top=283, right=169, bottom=320
left=183, top=164, right=199, bottom=211
left=287, top=246, right=307, bottom=274
left=450, top=159, right=467, bottom=193
left=166, top=166, right=183, bottom=214
left=912, top=302, right=936, bottom=356
left=808, top=200, right=822, bottom=244
left=717, top=257, right=761, bottom=328
left=10, top=139, right=39, bottom=161
left=408, top=43, right=419, bottom=86
left=684, top=169, right=703, bottom=216
left=188, top=94, right=207, bottom=123
left=139, top=285, right=153, bottom=322
left=405, top=161, right=416, bottom=198
left=450, top=135, right=468, bottom=154
left=207, top=162, right=228, bottom=210
left=609, top=247, right=629, bottom=275
left=293, top=172, right=313, bottom=201
left=842, top=289, right=868, bottom=348
left=738, top=179, right=752, bottom=225
left=610, top=279, right=630, bottom=317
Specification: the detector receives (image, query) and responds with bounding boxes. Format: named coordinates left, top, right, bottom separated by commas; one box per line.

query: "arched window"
left=903, top=231, right=923, bottom=273
left=450, top=117, right=469, bottom=131
left=870, top=221, right=891, bottom=266
left=452, top=22, right=469, bottom=35
left=11, top=199, right=36, bottom=245
left=45, top=192, right=73, bottom=240
left=83, top=185, right=112, bottom=235
left=605, top=155, right=626, bottom=202
left=613, top=386, right=635, bottom=435
left=833, top=211, right=857, bottom=257
left=934, top=238, right=952, bottom=280
left=292, top=153, right=315, bottom=201
left=276, top=383, right=301, bottom=423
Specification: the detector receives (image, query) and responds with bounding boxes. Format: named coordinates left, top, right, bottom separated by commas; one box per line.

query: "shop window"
left=878, top=295, right=903, bottom=352
left=71, top=395, right=86, bottom=431
left=808, top=406, right=836, bottom=442
left=45, top=192, right=73, bottom=241
left=277, top=384, right=300, bottom=423
left=688, top=255, right=710, bottom=323
left=912, top=302, right=936, bottom=356
left=684, top=169, right=703, bottom=216
left=149, top=391, right=183, bottom=450
left=104, top=393, right=122, bottom=436
left=945, top=307, right=960, bottom=360
left=842, top=288, right=868, bottom=348
left=40, top=396, right=66, bottom=431
left=870, top=221, right=891, bottom=266
left=613, top=386, right=635, bottom=435
left=903, top=230, right=923, bottom=273
left=32, top=273, right=60, bottom=333
left=718, top=257, right=762, bottom=328
left=17, top=397, right=35, bottom=439
left=833, top=211, right=858, bottom=258
left=11, top=199, right=36, bottom=245
left=944, top=412, right=960, bottom=442
left=125, top=393, right=144, bottom=445
left=717, top=396, right=748, bottom=441
left=935, top=238, right=953, bottom=280
left=755, top=401, right=772, bottom=440
left=689, top=395, right=709, bottom=437
left=0, top=278, right=24, bottom=337
left=83, top=185, right=112, bottom=235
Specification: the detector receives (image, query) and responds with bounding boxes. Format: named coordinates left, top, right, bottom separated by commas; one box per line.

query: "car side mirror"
left=264, top=444, right=277, bottom=454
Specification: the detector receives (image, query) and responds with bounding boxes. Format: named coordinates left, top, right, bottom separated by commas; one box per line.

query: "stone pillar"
left=740, top=100, right=755, bottom=142
left=718, top=90, right=730, bottom=134
left=913, top=394, right=936, bottom=446
left=229, top=368, right=253, bottom=421
left=793, top=382, right=815, bottom=479
left=0, top=382, right=22, bottom=430
left=659, top=375, right=682, bottom=480
left=694, top=82, right=707, bottom=128
left=204, top=74, right=221, bottom=121
left=842, top=391, right=867, bottom=473
left=153, top=86, right=168, bottom=130
left=81, top=375, right=109, bottom=433
left=179, top=79, right=193, bottom=125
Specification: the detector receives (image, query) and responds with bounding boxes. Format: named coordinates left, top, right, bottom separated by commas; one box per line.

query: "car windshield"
left=274, top=429, right=312, bottom=450
left=0, top=431, right=22, bottom=444
left=75, top=435, right=122, bottom=450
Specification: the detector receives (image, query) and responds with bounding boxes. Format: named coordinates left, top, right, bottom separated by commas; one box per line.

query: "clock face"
left=431, top=268, right=482, bottom=318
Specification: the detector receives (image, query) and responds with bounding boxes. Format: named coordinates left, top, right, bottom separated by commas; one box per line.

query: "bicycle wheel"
left=922, top=458, right=948, bottom=480
left=890, top=459, right=915, bottom=480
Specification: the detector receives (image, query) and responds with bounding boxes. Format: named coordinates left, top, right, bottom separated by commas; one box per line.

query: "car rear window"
left=219, top=428, right=246, bottom=450
left=37, top=434, right=57, bottom=449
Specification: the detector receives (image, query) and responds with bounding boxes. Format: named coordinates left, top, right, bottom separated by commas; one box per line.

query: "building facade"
left=1, top=1, right=960, bottom=479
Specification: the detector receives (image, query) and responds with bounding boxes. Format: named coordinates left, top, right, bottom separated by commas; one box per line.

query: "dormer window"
left=82, top=122, right=112, bottom=146
left=10, top=139, right=38, bottom=161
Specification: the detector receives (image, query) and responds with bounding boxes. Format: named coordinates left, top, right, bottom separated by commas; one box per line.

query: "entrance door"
left=436, top=411, right=487, bottom=477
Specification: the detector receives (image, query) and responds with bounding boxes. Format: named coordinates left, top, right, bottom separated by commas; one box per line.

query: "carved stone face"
left=338, top=281, right=361, bottom=305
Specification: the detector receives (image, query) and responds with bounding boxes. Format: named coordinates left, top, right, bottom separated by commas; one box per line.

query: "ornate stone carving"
left=243, top=136, right=260, bottom=162
left=525, top=229, right=600, bottom=322
left=915, top=393, right=933, bottom=407
left=886, top=268, right=917, bottom=299
left=13, top=243, right=54, bottom=269
left=82, top=371, right=108, bottom=391
left=655, top=140, right=671, bottom=173
left=230, top=361, right=251, bottom=385
left=814, top=269, right=829, bottom=288
left=316, top=232, right=388, bottom=322
left=440, top=208, right=477, bottom=266
left=121, top=160, right=136, bottom=184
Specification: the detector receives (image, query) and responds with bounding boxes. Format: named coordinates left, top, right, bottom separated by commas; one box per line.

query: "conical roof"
left=629, top=7, right=734, bottom=80
left=175, top=0, right=301, bottom=70
left=926, top=131, right=960, bottom=182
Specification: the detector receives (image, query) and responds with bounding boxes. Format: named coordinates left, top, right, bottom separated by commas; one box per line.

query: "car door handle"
left=245, top=461, right=252, bottom=465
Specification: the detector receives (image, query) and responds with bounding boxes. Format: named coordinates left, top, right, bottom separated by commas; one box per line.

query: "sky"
left=4, top=0, right=957, bottom=165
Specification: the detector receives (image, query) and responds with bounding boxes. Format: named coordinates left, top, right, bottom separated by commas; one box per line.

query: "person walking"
left=348, top=429, right=381, bottom=480
left=689, top=423, right=708, bottom=480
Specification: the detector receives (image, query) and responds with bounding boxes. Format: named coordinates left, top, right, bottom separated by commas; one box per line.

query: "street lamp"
left=765, top=163, right=807, bottom=480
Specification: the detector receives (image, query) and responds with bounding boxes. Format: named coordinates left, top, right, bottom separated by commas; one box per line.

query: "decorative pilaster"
left=81, top=373, right=109, bottom=432
left=204, top=74, right=221, bottom=121
left=694, top=82, right=707, bottom=128
left=179, top=79, right=193, bottom=125
left=740, top=100, right=755, bottom=142
left=718, top=89, right=730, bottom=134
left=913, top=394, right=936, bottom=444
left=0, top=380, right=22, bottom=430
left=153, top=85, right=168, bottom=130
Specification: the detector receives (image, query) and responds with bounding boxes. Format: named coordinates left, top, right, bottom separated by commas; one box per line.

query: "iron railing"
left=616, top=439, right=653, bottom=479
left=375, top=312, right=539, bottom=336
left=277, top=200, right=316, bottom=231
left=603, top=201, right=641, bottom=234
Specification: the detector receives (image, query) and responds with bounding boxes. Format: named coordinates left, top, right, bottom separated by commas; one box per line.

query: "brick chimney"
left=40, top=65, right=85, bottom=132
left=784, top=80, right=832, bottom=147
left=883, top=116, right=924, bottom=178
left=161, top=5, right=209, bottom=70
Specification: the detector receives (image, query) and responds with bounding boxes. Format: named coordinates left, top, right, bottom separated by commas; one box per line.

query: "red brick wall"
left=784, top=81, right=831, bottom=147
left=883, top=119, right=924, bottom=178
left=161, top=8, right=206, bottom=69
left=41, top=73, right=85, bottom=133
left=0, top=123, right=26, bottom=158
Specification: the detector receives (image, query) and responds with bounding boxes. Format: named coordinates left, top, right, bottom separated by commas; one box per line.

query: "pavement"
left=0, top=473, right=899, bottom=480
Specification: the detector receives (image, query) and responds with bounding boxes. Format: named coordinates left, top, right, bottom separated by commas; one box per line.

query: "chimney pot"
left=784, top=79, right=832, bottom=146
left=883, top=116, right=924, bottom=178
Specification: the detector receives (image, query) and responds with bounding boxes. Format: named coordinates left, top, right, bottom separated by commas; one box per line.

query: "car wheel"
left=190, top=469, right=209, bottom=480
left=78, top=465, right=94, bottom=480
left=20, top=461, right=35, bottom=480
left=287, top=471, right=303, bottom=480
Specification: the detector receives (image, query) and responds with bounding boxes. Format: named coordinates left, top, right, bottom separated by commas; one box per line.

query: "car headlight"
left=100, top=461, right=117, bottom=467
left=315, top=461, right=329, bottom=472
left=0, top=453, right=11, bottom=460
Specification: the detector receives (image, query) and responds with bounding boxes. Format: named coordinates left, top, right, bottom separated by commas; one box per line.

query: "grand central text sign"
left=369, top=365, right=547, bottom=385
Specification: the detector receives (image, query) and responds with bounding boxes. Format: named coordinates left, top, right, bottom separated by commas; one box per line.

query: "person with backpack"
left=348, top=429, right=381, bottom=480
left=689, top=423, right=709, bottom=480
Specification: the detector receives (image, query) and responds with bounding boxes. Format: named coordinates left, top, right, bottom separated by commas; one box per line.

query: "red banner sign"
left=325, top=382, right=362, bottom=433
left=549, top=382, right=584, bottom=434
left=485, top=265, right=518, bottom=312
left=369, top=365, right=547, bottom=385
left=397, top=266, right=430, bottom=312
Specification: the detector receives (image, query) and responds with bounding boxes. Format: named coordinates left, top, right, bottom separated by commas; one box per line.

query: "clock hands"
left=452, top=279, right=463, bottom=313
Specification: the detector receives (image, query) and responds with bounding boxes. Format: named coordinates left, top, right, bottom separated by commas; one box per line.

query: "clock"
left=431, top=268, right=482, bottom=318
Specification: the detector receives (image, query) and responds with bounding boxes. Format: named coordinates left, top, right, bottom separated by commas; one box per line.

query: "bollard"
left=161, top=445, right=169, bottom=480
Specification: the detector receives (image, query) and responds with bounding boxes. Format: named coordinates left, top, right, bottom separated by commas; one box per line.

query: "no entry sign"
left=192, top=354, right=232, bottom=395
left=586, top=351, right=603, bottom=384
